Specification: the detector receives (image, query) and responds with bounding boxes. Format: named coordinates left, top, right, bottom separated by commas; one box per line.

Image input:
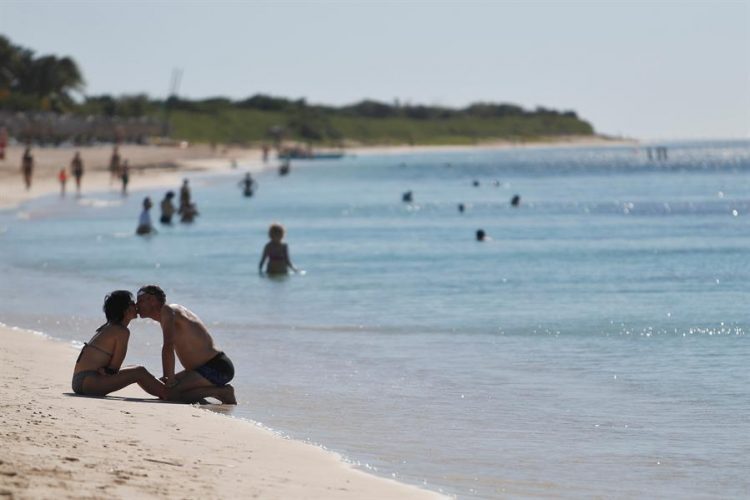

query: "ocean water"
left=1, top=140, right=750, bottom=498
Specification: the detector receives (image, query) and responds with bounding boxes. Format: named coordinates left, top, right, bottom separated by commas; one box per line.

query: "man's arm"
left=160, top=305, right=177, bottom=384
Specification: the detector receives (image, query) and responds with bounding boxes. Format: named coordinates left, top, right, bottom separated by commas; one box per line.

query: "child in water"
left=258, top=223, right=298, bottom=275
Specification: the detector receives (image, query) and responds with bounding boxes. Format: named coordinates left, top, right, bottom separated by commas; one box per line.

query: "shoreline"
left=347, top=134, right=637, bottom=156
left=0, top=136, right=635, bottom=211
left=0, top=322, right=444, bottom=499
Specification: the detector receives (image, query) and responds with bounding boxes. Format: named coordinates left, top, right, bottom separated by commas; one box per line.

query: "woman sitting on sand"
left=72, top=290, right=166, bottom=399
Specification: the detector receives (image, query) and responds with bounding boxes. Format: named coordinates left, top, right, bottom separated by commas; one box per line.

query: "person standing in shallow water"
left=179, top=178, right=191, bottom=208
left=238, top=172, right=256, bottom=197
left=120, top=160, right=130, bottom=195
left=71, top=290, right=167, bottom=399
left=259, top=223, right=298, bottom=275
left=21, top=146, right=33, bottom=190
left=159, top=191, right=176, bottom=224
left=136, top=197, right=155, bottom=235
left=135, top=284, right=237, bottom=404
left=178, top=179, right=198, bottom=222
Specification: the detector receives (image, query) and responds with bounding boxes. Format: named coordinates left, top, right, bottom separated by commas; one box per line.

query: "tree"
left=0, top=36, right=84, bottom=111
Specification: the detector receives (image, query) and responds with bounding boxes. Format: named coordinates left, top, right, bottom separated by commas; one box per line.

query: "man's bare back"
left=161, top=303, right=220, bottom=370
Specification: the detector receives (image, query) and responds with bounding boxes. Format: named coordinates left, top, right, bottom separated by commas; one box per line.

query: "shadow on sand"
left=63, top=392, right=209, bottom=405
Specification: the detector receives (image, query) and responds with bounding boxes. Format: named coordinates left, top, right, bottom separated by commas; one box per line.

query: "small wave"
left=3, top=323, right=51, bottom=339
left=77, top=198, right=123, bottom=208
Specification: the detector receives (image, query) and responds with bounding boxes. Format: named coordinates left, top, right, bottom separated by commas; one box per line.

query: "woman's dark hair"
left=103, top=290, right=134, bottom=323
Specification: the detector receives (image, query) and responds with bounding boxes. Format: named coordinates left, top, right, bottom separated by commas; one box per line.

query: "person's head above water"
left=165, top=191, right=175, bottom=199
left=269, top=223, right=285, bottom=242
left=143, top=197, right=152, bottom=209
left=103, top=290, right=136, bottom=324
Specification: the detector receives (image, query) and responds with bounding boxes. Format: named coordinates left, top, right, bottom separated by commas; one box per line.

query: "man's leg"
left=179, top=385, right=236, bottom=405
left=168, top=370, right=236, bottom=404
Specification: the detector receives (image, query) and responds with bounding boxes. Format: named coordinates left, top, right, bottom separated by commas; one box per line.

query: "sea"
left=1, top=140, right=749, bottom=499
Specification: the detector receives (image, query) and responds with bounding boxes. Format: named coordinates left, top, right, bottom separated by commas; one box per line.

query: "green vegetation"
left=0, top=35, right=596, bottom=145
left=164, top=97, right=594, bottom=146
left=0, top=35, right=84, bottom=112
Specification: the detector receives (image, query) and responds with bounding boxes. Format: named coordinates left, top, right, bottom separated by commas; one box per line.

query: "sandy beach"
left=349, top=135, right=635, bottom=157
left=0, top=324, right=443, bottom=499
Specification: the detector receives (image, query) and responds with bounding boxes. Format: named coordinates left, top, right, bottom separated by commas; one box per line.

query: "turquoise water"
left=1, top=141, right=750, bottom=498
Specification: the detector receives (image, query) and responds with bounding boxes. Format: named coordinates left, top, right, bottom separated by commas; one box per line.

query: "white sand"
left=0, top=324, right=444, bottom=499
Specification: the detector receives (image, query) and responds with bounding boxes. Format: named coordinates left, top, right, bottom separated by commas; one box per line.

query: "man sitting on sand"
left=136, top=285, right=237, bottom=404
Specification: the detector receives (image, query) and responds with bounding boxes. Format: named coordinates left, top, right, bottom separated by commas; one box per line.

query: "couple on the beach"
left=72, top=285, right=237, bottom=404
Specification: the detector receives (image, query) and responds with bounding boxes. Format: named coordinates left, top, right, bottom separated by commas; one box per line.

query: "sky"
left=0, top=0, right=748, bottom=140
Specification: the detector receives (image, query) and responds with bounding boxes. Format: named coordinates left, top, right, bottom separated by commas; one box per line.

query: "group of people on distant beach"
left=72, top=285, right=237, bottom=404
left=13, top=145, right=124, bottom=196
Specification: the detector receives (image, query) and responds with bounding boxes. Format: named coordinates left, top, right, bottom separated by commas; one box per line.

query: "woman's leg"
left=82, top=366, right=166, bottom=399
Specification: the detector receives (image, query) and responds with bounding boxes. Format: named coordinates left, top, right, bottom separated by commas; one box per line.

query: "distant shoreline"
left=0, top=135, right=633, bottom=210
left=349, top=134, right=636, bottom=156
